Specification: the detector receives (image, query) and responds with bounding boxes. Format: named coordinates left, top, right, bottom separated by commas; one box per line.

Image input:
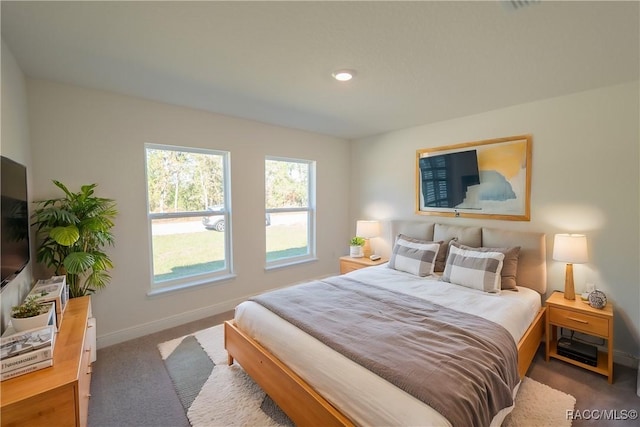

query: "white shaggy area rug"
left=158, top=324, right=576, bottom=427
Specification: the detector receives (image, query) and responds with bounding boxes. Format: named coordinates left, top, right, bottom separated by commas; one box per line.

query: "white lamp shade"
left=356, top=220, right=380, bottom=238
left=553, top=234, right=588, bottom=264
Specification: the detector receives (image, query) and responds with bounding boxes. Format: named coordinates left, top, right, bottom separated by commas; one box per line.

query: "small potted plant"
left=349, top=236, right=365, bottom=258
left=10, top=296, right=52, bottom=332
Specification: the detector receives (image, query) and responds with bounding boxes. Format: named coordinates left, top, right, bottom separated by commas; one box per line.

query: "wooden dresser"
left=1, top=296, right=93, bottom=426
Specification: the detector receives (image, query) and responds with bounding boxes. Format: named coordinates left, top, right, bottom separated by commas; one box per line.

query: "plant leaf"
left=63, top=252, right=95, bottom=274
left=85, top=269, right=111, bottom=292
left=81, top=184, right=97, bottom=198
left=53, top=180, right=74, bottom=199
left=90, top=251, right=114, bottom=271
left=50, top=225, right=80, bottom=246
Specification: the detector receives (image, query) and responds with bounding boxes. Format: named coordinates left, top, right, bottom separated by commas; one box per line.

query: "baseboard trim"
left=96, top=296, right=245, bottom=349
left=613, top=349, right=639, bottom=369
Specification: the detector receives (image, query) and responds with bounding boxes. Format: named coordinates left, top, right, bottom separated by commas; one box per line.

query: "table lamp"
left=356, top=220, right=380, bottom=258
left=553, top=234, right=588, bottom=300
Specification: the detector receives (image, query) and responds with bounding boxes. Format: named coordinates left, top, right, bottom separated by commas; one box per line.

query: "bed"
left=225, top=222, right=547, bottom=426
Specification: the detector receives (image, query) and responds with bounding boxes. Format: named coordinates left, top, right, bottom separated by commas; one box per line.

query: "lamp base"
left=564, top=263, right=575, bottom=300
left=363, top=239, right=372, bottom=258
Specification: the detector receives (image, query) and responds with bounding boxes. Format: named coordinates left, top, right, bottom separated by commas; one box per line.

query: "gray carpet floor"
left=89, top=312, right=639, bottom=427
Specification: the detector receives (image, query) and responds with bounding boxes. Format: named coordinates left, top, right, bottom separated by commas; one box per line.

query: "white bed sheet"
left=234, top=264, right=541, bottom=426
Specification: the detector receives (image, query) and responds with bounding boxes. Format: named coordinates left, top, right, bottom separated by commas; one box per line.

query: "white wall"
left=351, top=81, right=640, bottom=362
left=26, top=79, right=351, bottom=347
left=0, top=40, right=34, bottom=332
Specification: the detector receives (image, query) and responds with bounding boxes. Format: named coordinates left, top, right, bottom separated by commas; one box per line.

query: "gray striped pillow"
left=388, top=234, right=440, bottom=277
left=451, top=242, right=521, bottom=291
left=442, top=243, right=505, bottom=293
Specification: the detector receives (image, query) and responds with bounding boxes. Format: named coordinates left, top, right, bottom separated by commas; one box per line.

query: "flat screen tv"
left=1, top=156, right=30, bottom=288
left=419, top=149, right=480, bottom=208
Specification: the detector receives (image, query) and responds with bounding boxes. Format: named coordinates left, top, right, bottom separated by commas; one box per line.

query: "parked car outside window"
left=202, top=206, right=271, bottom=231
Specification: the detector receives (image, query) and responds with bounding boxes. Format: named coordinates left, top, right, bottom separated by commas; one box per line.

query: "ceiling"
left=2, top=1, right=638, bottom=140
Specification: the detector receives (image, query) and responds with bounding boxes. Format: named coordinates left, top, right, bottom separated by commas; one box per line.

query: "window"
left=265, top=157, right=316, bottom=267
left=145, top=144, right=232, bottom=293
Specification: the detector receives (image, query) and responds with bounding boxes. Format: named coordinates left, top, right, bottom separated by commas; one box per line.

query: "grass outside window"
left=152, top=219, right=307, bottom=282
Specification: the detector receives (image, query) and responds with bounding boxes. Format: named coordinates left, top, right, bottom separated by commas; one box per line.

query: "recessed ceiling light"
left=332, top=69, right=355, bottom=82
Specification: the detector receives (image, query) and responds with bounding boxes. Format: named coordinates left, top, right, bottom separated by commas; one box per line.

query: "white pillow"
left=441, top=243, right=505, bottom=293
left=388, top=234, right=440, bottom=277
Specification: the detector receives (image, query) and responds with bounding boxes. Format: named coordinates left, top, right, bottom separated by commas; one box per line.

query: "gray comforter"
left=250, top=275, right=519, bottom=427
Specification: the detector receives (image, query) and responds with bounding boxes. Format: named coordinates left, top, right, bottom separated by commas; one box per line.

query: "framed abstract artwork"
left=416, top=134, right=532, bottom=221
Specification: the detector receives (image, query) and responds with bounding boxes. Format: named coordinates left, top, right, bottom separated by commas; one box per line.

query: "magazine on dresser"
left=1, top=359, right=54, bottom=381
left=1, top=334, right=55, bottom=372
left=0, top=325, right=55, bottom=359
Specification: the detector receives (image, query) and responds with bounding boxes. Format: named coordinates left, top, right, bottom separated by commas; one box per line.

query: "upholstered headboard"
left=383, top=221, right=547, bottom=294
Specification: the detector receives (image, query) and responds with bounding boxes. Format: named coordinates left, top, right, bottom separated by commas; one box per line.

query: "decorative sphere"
left=588, top=290, right=607, bottom=309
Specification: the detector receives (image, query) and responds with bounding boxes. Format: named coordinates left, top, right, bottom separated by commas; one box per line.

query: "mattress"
left=235, top=264, right=542, bottom=426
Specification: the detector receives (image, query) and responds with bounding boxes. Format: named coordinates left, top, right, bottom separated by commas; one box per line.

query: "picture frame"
left=416, top=134, right=531, bottom=221
left=29, top=275, right=68, bottom=328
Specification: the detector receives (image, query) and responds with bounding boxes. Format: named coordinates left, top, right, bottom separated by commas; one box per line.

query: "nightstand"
left=339, top=255, right=387, bottom=274
left=545, top=291, right=614, bottom=383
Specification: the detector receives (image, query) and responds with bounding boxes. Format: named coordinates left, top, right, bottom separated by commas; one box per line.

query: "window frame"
left=144, top=143, right=233, bottom=295
left=264, top=156, right=316, bottom=269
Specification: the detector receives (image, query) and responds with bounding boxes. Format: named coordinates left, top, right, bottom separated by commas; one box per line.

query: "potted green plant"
left=11, top=296, right=52, bottom=332
left=349, top=236, right=365, bottom=258
left=31, top=181, right=117, bottom=298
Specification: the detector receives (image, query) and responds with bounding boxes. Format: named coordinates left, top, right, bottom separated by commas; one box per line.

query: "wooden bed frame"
left=224, top=306, right=546, bottom=426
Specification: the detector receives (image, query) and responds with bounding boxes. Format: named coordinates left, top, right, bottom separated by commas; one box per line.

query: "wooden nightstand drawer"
left=340, top=261, right=362, bottom=274
left=548, top=306, right=608, bottom=337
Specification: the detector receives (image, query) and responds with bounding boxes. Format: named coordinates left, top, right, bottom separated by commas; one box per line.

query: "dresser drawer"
left=78, top=334, right=93, bottom=427
left=549, top=306, right=609, bottom=336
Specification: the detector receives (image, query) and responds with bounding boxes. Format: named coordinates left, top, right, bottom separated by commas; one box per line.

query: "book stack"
left=0, top=325, right=55, bottom=381
left=28, top=275, right=68, bottom=329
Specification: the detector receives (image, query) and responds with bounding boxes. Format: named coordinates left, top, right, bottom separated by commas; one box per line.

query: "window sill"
left=264, top=257, right=318, bottom=271
left=147, top=273, right=236, bottom=297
